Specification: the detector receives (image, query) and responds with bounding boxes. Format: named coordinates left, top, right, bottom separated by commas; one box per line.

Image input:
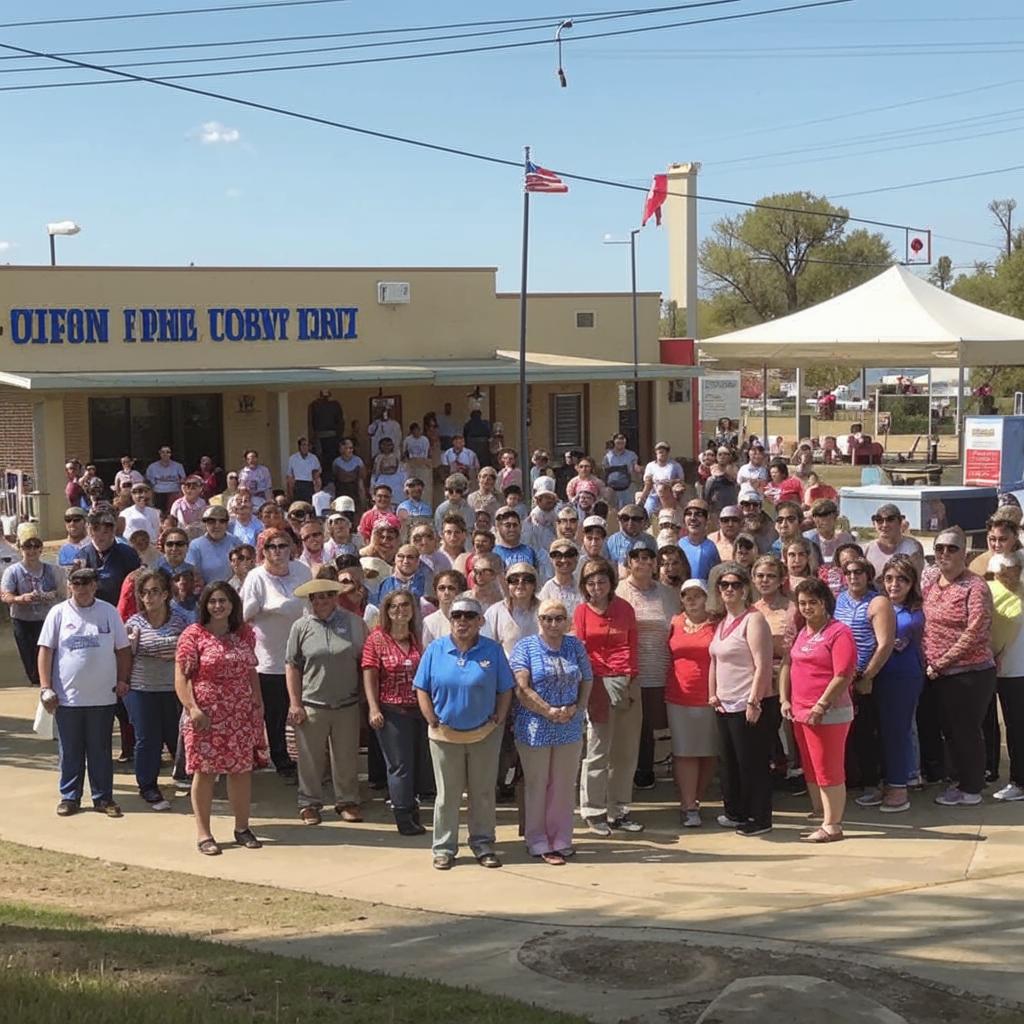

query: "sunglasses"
left=288, top=512, right=309, bottom=520
left=843, top=567, right=867, bottom=576
left=553, top=551, right=578, bottom=560
left=717, top=579, right=744, bottom=590
left=934, top=543, right=960, bottom=554
left=163, top=540, right=187, bottom=548
left=21, top=540, right=43, bottom=549
left=872, top=515, right=899, bottom=524
left=64, top=516, right=85, bottom=523
left=684, top=509, right=708, bottom=517
left=539, top=614, right=567, bottom=624
left=619, top=515, right=645, bottom=523
left=265, top=543, right=292, bottom=552
left=739, top=501, right=760, bottom=508
left=507, top=574, right=536, bottom=585
left=450, top=611, right=479, bottom=621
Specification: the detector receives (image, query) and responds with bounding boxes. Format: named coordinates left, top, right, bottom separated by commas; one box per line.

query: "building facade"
left=0, top=265, right=697, bottom=536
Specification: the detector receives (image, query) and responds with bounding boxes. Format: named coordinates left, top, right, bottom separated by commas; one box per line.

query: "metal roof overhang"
left=0, top=353, right=700, bottom=392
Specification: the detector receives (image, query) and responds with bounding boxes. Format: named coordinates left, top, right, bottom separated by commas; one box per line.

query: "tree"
left=804, top=365, right=859, bottom=392
left=928, top=255, right=953, bottom=291
left=698, top=191, right=895, bottom=335
left=989, top=198, right=1018, bottom=258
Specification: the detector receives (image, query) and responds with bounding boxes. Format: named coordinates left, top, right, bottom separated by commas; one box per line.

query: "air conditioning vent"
left=377, top=281, right=411, bottom=304
left=575, top=311, right=595, bottom=328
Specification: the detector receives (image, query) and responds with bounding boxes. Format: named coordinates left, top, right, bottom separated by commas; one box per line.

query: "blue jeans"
left=874, top=667, right=924, bottom=787
left=55, top=704, right=116, bottom=805
left=123, top=689, right=181, bottom=795
left=375, top=706, right=432, bottom=822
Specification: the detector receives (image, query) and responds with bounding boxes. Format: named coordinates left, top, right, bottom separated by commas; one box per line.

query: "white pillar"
left=275, top=390, right=291, bottom=488
left=794, top=366, right=803, bottom=449
left=664, top=162, right=701, bottom=339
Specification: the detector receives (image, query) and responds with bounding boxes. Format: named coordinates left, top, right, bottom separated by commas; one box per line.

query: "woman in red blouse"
left=362, top=590, right=432, bottom=834
left=665, top=579, right=718, bottom=828
left=573, top=557, right=640, bottom=836
left=923, top=527, right=996, bottom=807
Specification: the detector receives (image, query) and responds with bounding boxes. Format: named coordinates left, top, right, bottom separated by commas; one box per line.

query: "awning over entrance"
left=0, top=352, right=699, bottom=392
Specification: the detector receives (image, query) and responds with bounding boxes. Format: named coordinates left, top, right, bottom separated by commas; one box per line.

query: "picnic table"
left=882, top=464, right=944, bottom=486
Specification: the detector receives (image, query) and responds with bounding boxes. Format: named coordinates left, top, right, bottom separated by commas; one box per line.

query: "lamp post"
left=46, top=220, right=81, bottom=265
left=603, top=229, right=641, bottom=447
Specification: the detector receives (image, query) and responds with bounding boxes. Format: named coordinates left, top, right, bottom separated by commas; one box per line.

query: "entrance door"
left=89, top=394, right=223, bottom=483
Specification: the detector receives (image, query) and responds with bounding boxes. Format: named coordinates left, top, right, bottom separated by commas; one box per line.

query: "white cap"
left=533, top=475, right=556, bottom=496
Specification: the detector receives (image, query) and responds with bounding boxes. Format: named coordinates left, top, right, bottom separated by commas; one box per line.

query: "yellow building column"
left=32, top=396, right=67, bottom=539
left=271, top=391, right=290, bottom=491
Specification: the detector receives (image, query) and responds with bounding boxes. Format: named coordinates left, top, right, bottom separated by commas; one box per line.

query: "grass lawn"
left=0, top=901, right=588, bottom=1024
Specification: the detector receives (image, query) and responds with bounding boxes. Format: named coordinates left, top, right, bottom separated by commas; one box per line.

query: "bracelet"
left=746, top=700, right=761, bottom=709
left=813, top=700, right=829, bottom=710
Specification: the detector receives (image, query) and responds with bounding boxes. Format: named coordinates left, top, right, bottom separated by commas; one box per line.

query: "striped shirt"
left=834, top=590, right=877, bottom=672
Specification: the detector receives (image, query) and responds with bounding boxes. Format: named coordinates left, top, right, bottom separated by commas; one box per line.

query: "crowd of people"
left=13, top=427, right=1024, bottom=869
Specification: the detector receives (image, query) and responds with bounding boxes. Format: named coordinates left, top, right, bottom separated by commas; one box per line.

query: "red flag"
left=642, top=173, right=668, bottom=226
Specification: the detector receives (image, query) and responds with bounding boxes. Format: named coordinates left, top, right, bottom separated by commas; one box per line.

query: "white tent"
left=699, top=265, right=1024, bottom=369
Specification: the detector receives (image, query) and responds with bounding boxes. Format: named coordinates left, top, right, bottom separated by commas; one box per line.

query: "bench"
left=882, top=464, right=944, bottom=486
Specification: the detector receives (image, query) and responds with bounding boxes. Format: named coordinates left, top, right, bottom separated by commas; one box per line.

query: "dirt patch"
left=518, top=934, right=1024, bottom=1024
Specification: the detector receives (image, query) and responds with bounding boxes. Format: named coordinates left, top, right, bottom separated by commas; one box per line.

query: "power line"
left=0, top=29, right=922, bottom=236
left=0, top=0, right=855, bottom=93
left=0, top=0, right=351, bottom=30
left=0, top=2, right=754, bottom=75
left=933, top=234, right=1003, bottom=252
left=830, top=164, right=1024, bottom=199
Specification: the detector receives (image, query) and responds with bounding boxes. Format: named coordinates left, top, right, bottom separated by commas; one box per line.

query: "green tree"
left=928, top=255, right=953, bottom=291
left=698, top=191, right=895, bottom=334
left=804, top=365, right=859, bottom=392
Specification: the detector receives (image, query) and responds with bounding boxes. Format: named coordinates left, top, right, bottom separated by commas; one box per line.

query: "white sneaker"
left=681, top=809, right=701, bottom=828
left=716, top=814, right=742, bottom=828
left=993, top=783, right=1024, bottom=802
left=855, top=788, right=883, bottom=807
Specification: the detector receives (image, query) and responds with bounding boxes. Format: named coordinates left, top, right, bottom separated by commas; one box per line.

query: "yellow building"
left=0, top=265, right=698, bottom=537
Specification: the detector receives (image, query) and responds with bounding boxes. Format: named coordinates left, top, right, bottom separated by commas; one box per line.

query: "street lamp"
left=46, top=220, right=81, bottom=266
left=603, top=229, right=641, bottom=442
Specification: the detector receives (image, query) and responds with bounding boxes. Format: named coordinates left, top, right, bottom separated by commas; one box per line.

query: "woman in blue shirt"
left=414, top=596, right=515, bottom=871
left=510, top=599, right=593, bottom=865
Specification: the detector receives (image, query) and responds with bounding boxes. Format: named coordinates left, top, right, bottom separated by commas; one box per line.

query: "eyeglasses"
left=450, top=611, right=479, bottom=621
left=872, top=514, right=899, bottom=524
left=717, top=579, right=744, bottom=590
left=775, top=515, right=798, bottom=523
left=163, top=540, right=187, bottom=548
left=934, top=543, right=960, bottom=554
left=884, top=574, right=911, bottom=584
left=843, top=567, right=867, bottom=576
left=507, top=574, right=536, bottom=585
left=539, top=614, right=567, bottom=624
left=265, top=543, right=292, bottom=552
left=720, top=516, right=740, bottom=524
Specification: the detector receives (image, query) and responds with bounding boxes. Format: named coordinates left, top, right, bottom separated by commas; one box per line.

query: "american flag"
left=525, top=161, right=568, bottom=194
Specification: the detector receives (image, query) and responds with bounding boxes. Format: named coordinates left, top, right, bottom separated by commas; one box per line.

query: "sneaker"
left=150, top=798, right=172, bottom=812
left=855, top=788, right=884, bottom=807
left=935, top=786, right=981, bottom=806
left=681, top=809, right=702, bottom=828
left=716, top=814, right=743, bottom=828
left=985, top=770, right=1000, bottom=784
left=173, top=776, right=192, bottom=791
left=633, top=773, right=656, bottom=791
left=609, top=815, right=645, bottom=833
left=736, top=822, right=772, bottom=837
left=587, top=819, right=612, bottom=837
left=993, top=782, right=1024, bottom=802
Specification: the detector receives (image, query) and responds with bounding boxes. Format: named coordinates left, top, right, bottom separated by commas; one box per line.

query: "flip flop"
left=801, top=826, right=844, bottom=843
left=540, top=852, right=567, bottom=866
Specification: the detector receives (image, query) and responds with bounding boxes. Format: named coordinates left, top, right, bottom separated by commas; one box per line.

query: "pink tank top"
left=709, top=612, right=755, bottom=713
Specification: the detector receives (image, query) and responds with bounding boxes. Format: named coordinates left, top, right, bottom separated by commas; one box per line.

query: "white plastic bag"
left=33, top=701, right=55, bottom=740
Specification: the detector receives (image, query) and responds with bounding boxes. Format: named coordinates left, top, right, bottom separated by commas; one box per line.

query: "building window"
left=552, top=392, right=583, bottom=449
left=575, top=311, right=595, bottom=328
left=669, top=379, right=691, bottom=403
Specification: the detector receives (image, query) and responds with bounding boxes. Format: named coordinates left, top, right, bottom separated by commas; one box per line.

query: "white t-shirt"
left=737, top=462, right=768, bottom=489
left=38, top=598, right=130, bottom=706
left=441, top=447, right=480, bottom=476
left=240, top=563, right=313, bottom=674
left=422, top=607, right=452, bottom=646
left=644, top=459, right=683, bottom=488
left=120, top=504, right=162, bottom=542
left=287, top=451, right=322, bottom=482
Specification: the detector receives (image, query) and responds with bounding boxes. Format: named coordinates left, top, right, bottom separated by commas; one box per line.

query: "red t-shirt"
left=765, top=475, right=804, bottom=505
left=665, top=616, right=715, bottom=706
left=788, top=619, right=856, bottom=722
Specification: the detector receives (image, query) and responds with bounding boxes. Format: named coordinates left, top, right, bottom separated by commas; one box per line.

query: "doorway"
left=89, top=394, right=223, bottom=483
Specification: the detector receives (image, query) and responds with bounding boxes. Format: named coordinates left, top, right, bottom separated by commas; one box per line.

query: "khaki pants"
left=579, top=691, right=642, bottom=822
left=516, top=740, right=582, bottom=855
left=294, top=704, right=360, bottom=809
left=428, top=726, right=502, bottom=857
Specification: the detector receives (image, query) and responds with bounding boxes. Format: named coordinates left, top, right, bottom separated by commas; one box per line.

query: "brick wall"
left=0, top=390, right=35, bottom=479
left=64, top=394, right=90, bottom=463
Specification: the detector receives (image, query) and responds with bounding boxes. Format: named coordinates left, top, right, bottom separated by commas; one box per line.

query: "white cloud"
left=194, top=121, right=241, bottom=145
left=0, top=241, right=13, bottom=252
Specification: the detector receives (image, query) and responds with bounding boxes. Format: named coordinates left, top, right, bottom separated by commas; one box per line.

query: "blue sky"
left=0, top=0, right=1021, bottom=295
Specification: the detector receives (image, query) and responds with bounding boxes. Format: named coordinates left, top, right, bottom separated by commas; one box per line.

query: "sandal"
left=197, top=838, right=221, bottom=856
left=233, top=827, right=263, bottom=849
left=299, top=807, right=322, bottom=825
left=801, top=826, right=844, bottom=843
left=540, top=851, right=567, bottom=866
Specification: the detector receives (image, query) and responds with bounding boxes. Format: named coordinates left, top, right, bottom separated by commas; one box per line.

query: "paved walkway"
left=2, top=684, right=1022, bottom=1021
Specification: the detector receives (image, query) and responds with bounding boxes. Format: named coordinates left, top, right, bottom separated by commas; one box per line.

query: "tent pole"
left=927, top=368, right=933, bottom=462
left=762, top=364, right=768, bottom=446
left=956, top=350, right=965, bottom=465
left=794, top=365, right=802, bottom=451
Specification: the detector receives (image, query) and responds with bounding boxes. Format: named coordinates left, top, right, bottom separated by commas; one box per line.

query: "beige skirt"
left=666, top=703, right=719, bottom=758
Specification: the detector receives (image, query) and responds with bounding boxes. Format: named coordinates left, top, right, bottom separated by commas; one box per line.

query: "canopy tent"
left=698, top=265, right=1024, bottom=369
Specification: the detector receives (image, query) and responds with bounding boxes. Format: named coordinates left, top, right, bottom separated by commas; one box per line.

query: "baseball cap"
left=332, top=495, right=356, bottom=513
left=326, top=510, right=347, bottom=522
left=68, top=567, right=99, bottom=585
left=680, top=578, right=708, bottom=594
left=656, top=529, right=679, bottom=550
left=619, top=503, right=646, bottom=519
left=64, top=507, right=86, bottom=519
left=738, top=487, right=763, bottom=504
left=288, top=501, right=315, bottom=516
left=557, top=506, right=580, bottom=520
left=17, top=523, right=41, bottom=545
left=575, top=479, right=600, bottom=497
left=658, top=509, right=681, bottom=526
left=627, top=536, right=657, bottom=557
left=684, top=498, right=711, bottom=513
left=582, top=515, right=607, bottom=533
left=720, top=505, right=742, bottom=519
left=495, top=507, right=521, bottom=521
left=549, top=538, right=579, bottom=556
left=654, top=440, right=671, bottom=451
left=450, top=595, right=483, bottom=617
left=372, top=513, right=401, bottom=533
left=533, top=475, right=556, bottom=496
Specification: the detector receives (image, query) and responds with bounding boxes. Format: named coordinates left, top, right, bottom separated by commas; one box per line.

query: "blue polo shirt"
left=493, top=543, right=537, bottom=570
left=414, top=634, right=515, bottom=730
left=377, top=563, right=431, bottom=600
left=677, top=536, right=720, bottom=582
left=606, top=530, right=655, bottom=567
left=187, top=534, right=237, bottom=584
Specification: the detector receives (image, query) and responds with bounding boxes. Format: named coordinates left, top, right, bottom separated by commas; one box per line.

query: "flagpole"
left=518, top=144, right=531, bottom=476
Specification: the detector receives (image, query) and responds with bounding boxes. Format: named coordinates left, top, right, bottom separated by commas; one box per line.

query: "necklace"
left=681, top=615, right=707, bottom=634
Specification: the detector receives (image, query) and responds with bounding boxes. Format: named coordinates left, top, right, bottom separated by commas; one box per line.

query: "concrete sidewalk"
left=2, top=683, right=1022, bottom=1021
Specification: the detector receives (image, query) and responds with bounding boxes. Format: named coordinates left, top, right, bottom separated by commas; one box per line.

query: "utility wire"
left=831, top=164, right=1024, bottom=199
left=0, top=0, right=351, bottom=30
left=0, top=31, right=921, bottom=236
left=0, top=0, right=854, bottom=92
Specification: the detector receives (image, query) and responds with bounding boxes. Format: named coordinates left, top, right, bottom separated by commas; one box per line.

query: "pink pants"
left=516, top=740, right=582, bottom=855
left=793, top=719, right=851, bottom=787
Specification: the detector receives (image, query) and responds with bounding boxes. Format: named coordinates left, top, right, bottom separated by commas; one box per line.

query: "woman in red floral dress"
left=175, top=581, right=267, bottom=856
